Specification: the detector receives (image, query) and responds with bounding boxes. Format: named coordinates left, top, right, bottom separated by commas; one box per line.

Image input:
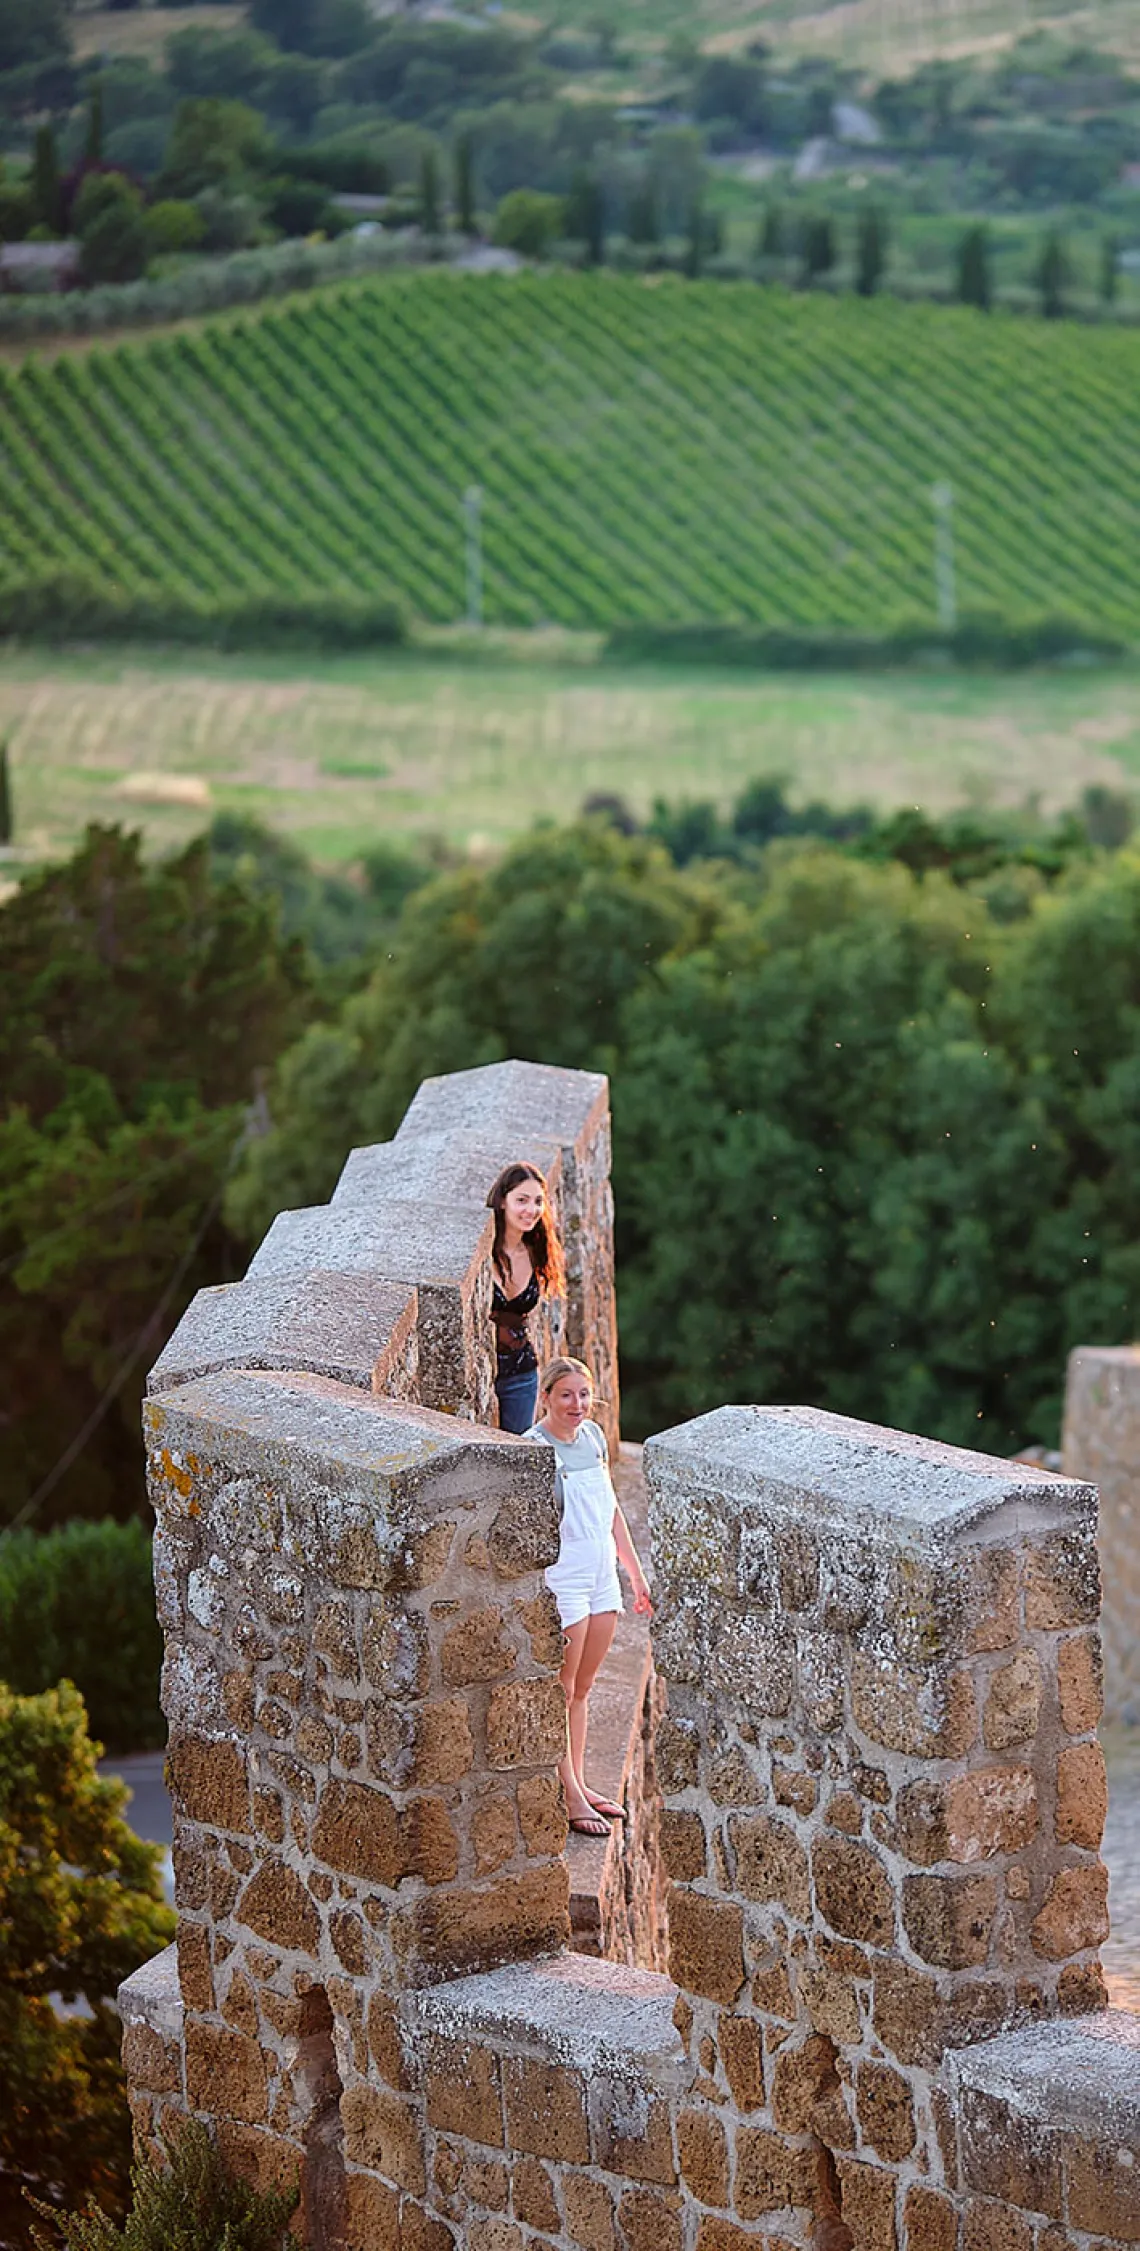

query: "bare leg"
left=558, top=1619, right=608, bottom=1832
left=567, top=1611, right=618, bottom=1817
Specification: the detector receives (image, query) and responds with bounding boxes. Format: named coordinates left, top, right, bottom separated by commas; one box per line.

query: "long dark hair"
left=485, top=1162, right=565, bottom=1298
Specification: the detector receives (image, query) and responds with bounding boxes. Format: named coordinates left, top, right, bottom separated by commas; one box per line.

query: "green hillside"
left=3, top=271, right=1140, bottom=635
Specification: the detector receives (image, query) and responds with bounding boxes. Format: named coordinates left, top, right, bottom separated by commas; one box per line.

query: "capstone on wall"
left=150, top=1058, right=620, bottom=1451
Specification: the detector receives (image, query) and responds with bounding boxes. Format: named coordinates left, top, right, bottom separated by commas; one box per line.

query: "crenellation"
left=118, top=1066, right=1140, bottom=2249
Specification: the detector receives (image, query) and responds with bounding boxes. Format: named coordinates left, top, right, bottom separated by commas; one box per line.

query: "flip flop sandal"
left=569, top=1815, right=612, bottom=1837
left=586, top=1797, right=626, bottom=1822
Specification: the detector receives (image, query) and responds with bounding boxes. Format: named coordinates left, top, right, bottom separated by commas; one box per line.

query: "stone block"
left=1057, top=1631, right=1104, bottom=1735
left=814, top=1836, right=895, bottom=1947
left=855, top=2062, right=916, bottom=2162
left=517, top=1772, right=567, bottom=1857
left=149, top=1270, right=418, bottom=1396
left=485, top=1677, right=566, bottom=1769
left=619, top=2189, right=683, bottom=2251
left=1030, top=1864, right=1110, bottom=1960
left=771, top=2033, right=839, bottom=2133
left=344, top=2172, right=401, bottom=2251
left=473, top=1797, right=517, bottom=1876
left=656, top=1716, right=699, bottom=1795
left=595, top=2095, right=676, bottom=2186
left=902, top=2185, right=959, bottom=2251
left=563, top=2175, right=617, bottom=2251
left=678, top=2109, right=730, bottom=2205
left=734, top=2128, right=815, bottom=2221
left=983, top=1650, right=1042, bottom=1751
left=512, top=2156, right=559, bottom=2232
left=1023, top=1529, right=1100, bottom=1632
left=441, top=1607, right=517, bottom=1687
left=1067, top=2132, right=1140, bottom=2239
left=851, top=1655, right=977, bottom=1761
left=502, top=2056, right=590, bottom=2164
left=833, top=2157, right=898, bottom=2251
left=235, top=1859, right=320, bottom=1956
left=424, top=2039, right=503, bottom=2146
left=902, top=1873, right=997, bottom=1969
left=401, top=2209, right=455, bottom=2251
left=367, top=1993, right=410, bottom=2090
left=872, top=1960, right=940, bottom=2070
left=185, top=2022, right=268, bottom=2125
left=167, top=1736, right=251, bottom=1835
left=1054, top=1742, right=1107, bottom=1850
left=659, top=1810, right=707, bottom=1883
left=399, top=1860, right=570, bottom=1978
left=962, top=2206, right=1032, bottom=2251
left=667, top=1887, right=745, bottom=2004
left=341, top=2085, right=426, bottom=2194
left=956, top=2085, right=1064, bottom=2219
left=719, top=2015, right=765, bottom=2110
left=730, top=1814, right=810, bottom=1917
left=313, top=1778, right=402, bottom=1886
left=121, top=2020, right=182, bottom=2096
left=177, top=1922, right=215, bottom=2013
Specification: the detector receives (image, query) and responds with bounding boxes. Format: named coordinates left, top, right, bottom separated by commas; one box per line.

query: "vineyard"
left=2, top=271, right=1140, bottom=636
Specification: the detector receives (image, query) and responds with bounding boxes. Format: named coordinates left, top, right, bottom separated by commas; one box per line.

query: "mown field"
left=4, top=273, right=1140, bottom=637
left=3, top=640, right=1139, bottom=869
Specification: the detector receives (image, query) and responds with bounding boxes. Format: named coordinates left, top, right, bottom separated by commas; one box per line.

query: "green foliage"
left=1101, top=233, right=1118, bottom=305
left=419, top=147, right=441, bottom=236
left=85, top=83, right=103, bottom=169
left=0, top=0, right=73, bottom=74
left=142, top=197, right=204, bottom=255
left=0, top=576, right=406, bottom=650
left=0, top=1521, right=161, bottom=1752
left=0, top=825, right=311, bottom=1524
left=757, top=200, right=782, bottom=259
left=31, top=2119, right=298, bottom=2251
left=603, top=616, right=1125, bottom=669
left=0, top=179, right=35, bottom=243
left=0, top=1681, right=173, bottom=2247
left=455, top=130, right=476, bottom=235
left=799, top=211, right=835, bottom=284
left=75, top=175, right=149, bottom=287
left=565, top=166, right=605, bottom=263
left=0, top=739, right=12, bottom=845
left=492, top=185, right=562, bottom=257
left=32, top=125, right=63, bottom=235
left=855, top=205, right=887, bottom=297
left=207, top=809, right=436, bottom=974
left=5, top=275, right=1140, bottom=633
left=957, top=221, right=991, bottom=310
left=158, top=98, right=267, bottom=200
left=1037, top=227, right=1067, bottom=319
left=225, top=819, right=707, bottom=1238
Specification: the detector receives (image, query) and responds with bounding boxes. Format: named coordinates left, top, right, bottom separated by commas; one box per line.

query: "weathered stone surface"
left=516, top=1772, right=567, bottom=1858
left=856, top=2061, right=916, bottom=2162
left=731, top=1815, right=810, bottom=1918
left=424, top=2039, right=504, bottom=2146
left=1030, top=1864, right=1110, bottom=1960
left=1022, top=1529, right=1100, bottom=1632
left=398, top=1861, right=570, bottom=1978
left=313, top=1778, right=401, bottom=1885
left=903, top=1872, right=997, bottom=1969
left=1056, top=1630, right=1104, bottom=1735
left=983, top=1649, right=1042, bottom=1751
left=503, top=2057, right=590, bottom=2163
left=897, top=1769, right=1038, bottom=1867
left=833, top=2157, right=898, bottom=2251
left=485, top=1677, right=566, bottom=1769
left=235, top=1860, right=320, bottom=1955
left=678, top=2109, right=731, bottom=2204
left=563, top=2175, right=617, bottom=2251
left=667, top=1886, right=745, bottom=2004
left=342, top=2085, right=426, bottom=2193
left=733, top=2127, right=815, bottom=2220
left=659, top=1811, right=707, bottom=1883
left=149, top=1270, right=418, bottom=1397
left=719, top=2015, right=765, bottom=2110
left=814, top=1837, right=895, bottom=1947
left=852, top=1655, right=977, bottom=1761
left=902, top=2184, right=959, bottom=2251
left=185, top=2022, right=267, bottom=2125
left=1054, top=1741, right=1107, bottom=1851
left=441, top=1608, right=517, bottom=1687
left=167, top=1737, right=250, bottom=1835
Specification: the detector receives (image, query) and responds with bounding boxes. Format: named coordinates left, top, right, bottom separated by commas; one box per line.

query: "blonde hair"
left=539, top=1356, right=593, bottom=1398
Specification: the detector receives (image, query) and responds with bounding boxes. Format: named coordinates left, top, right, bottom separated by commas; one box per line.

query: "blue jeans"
left=496, top=1368, right=538, bottom=1435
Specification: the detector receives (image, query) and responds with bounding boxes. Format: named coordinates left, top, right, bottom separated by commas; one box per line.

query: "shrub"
left=0, top=1682, right=173, bottom=2249
left=603, top=614, right=1126, bottom=670
left=0, top=572, right=407, bottom=650
left=0, top=1519, right=162, bottom=1753
left=492, top=186, right=563, bottom=258
left=142, top=197, right=203, bottom=254
left=30, top=2118, right=298, bottom=2251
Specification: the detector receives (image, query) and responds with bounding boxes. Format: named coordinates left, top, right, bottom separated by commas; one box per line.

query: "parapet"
left=1062, top=1343, right=1140, bottom=1725
left=151, top=1058, right=619, bottom=1443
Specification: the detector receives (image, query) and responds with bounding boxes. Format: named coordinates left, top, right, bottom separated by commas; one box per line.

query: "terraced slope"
left=2, top=272, right=1139, bottom=633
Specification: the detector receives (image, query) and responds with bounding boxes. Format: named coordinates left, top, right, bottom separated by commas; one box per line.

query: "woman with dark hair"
left=485, top=1161, right=565, bottom=1434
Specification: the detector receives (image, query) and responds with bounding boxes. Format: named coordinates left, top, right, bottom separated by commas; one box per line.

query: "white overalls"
left=530, top=1417, right=623, bottom=1630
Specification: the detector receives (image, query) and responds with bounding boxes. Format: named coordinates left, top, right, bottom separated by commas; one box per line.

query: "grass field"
left=3, top=640, right=1139, bottom=873
left=72, top=2, right=244, bottom=62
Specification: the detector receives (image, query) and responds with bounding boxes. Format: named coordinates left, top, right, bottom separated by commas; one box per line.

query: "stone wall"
left=150, top=1058, right=619, bottom=1451
left=122, top=1357, right=1140, bottom=2248
left=1061, top=1346, right=1140, bottom=1727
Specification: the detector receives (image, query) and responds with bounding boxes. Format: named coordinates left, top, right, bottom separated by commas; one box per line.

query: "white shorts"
left=545, top=1536, right=623, bottom=1631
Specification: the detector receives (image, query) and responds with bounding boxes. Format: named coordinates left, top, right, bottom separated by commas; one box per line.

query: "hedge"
left=603, top=611, right=1129, bottom=671
left=0, top=1518, right=163, bottom=1753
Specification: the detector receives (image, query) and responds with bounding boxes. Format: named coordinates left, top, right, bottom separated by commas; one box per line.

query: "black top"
left=492, top=1267, right=540, bottom=1377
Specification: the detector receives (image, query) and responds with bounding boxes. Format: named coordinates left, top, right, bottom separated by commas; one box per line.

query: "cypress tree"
left=0, top=741, right=12, bottom=848
left=419, top=149, right=441, bottom=237
left=32, top=123, right=62, bottom=235
left=1037, top=229, right=1066, bottom=320
left=455, top=131, right=476, bottom=237
left=685, top=191, right=704, bottom=279
left=758, top=200, right=783, bottom=260
left=956, top=222, right=991, bottom=311
left=1100, top=233, right=1118, bottom=306
left=856, top=205, right=886, bottom=297
left=566, top=169, right=605, bottom=267
left=800, top=212, right=835, bottom=287
left=628, top=175, right=658, bottom=245
left=85, top=80, right=103, bottom=169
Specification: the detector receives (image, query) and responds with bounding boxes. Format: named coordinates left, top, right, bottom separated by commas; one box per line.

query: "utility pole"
left=463, top=484, right=483, bottom=630
left=931, top=480, right=956, bottom=633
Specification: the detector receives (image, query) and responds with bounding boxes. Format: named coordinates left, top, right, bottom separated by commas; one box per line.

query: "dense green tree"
left=0, top=0, right=73, bottom=74
left=565, top=166, right=605, bottom=265
left=799, top=211, right=835, bottom=285
left=455, top=129, right=477, bottom=235
left=0, top=827, right=310, bottom=1525
left=1037, top=227, right=1067, bottom=318
left=156, top=98, right=266, bottom=200
left=419, top=146, right=442, bottom=234
left=31, top=124, right=63, bottom=235
left=0, top=1682, right=173, bottom=2248
left=855, top=204, right=886, bottom=296
left=74, top=173, right=148, bottom=285
left=757, top=200, right=783, bottom=260
left=627, top=174, right=658, bottom=245
left=1101, top=233, right=1118, bottom=305
left=492, top=186, right=563, bottom=259
left=84, top=80, right=103, bottom=168
left=956, top=221, right=991, bottom=310
left=0, top=741, right=12, bottom=846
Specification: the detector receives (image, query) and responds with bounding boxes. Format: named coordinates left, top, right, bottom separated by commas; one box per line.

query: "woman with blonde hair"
left=529, top=1356, right=652, bottom=1838
left=485, top=1160, right=565, bottom=1434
